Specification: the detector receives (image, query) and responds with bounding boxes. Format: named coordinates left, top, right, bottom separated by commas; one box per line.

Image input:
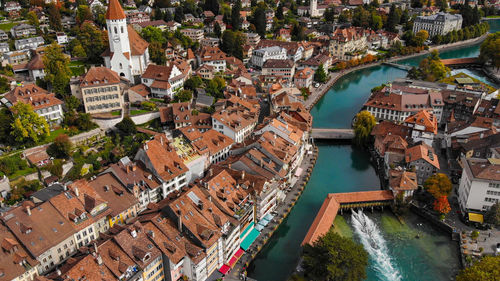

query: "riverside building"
left=413, top=12, right=463, bottom=37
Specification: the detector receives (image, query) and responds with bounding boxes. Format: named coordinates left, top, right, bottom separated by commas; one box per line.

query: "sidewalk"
left=217, top=146, right=318, bottom=281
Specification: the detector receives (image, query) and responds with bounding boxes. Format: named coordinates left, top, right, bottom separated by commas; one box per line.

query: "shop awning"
left=240, top=228, right=260, bottom=251
left=240, top=222, right=255, bottom=239
left=468, top=213, right=483, bottom=223
left=235, top=248, right=244, bottom=258
left=219, top=264, right=230, bottom=274
left=295, top=167, right=303, bottom=177
left=263, top=213, right=274, bottom=222
left=255, top=224, right=265, bottom=231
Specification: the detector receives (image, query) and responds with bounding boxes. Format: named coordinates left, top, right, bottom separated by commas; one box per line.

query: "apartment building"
left=251, top=46, right=287, bottom=68
left=262, top=59, right=296, bottom=84
left=77, top=67, right=124, bottom=114
left=294, top=67, right=314, bottom=89
left=134, top=135, right=189, bottom=197
left=26, top=51, right=45, bottom=81
left=405, top=144, right=440, bottom=185
left=403, top=110, right=438, bottom=146
left=3, top=84, right=64, bottom=125
left=15, top=37, right=44, bottom=50
left=141, top=64, right=184, bottom=99
left=88, top=173, right=140, bottom=227
left=179, top=127, right=234, bottom=164
left=212, top=106, right=258, bottom=143
left=181, top=28, right=204, bottom=41
left=10, top=23, right=36, bottom=38
left=329, top=27, right=370, bottom=61
left=2, top=201, right=77, bottom=274
left=413, top=12, right=463, bottom=37
left=458, top=157, right=500, bottom=215
left=198, top=46, right=227, bottom=73
left=0, top=224, right=40, bottom=281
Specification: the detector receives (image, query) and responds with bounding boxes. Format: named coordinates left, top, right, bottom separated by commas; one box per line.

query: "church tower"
left=310, top=0, right=318, bottom=17
left=106, top=0, right=130, bottom=55
left=102, top=0, right=149, bottom=83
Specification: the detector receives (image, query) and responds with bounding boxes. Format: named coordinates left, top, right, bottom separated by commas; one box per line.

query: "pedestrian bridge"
left=301, top=190, right=394, bottom=246
left=440, top=57, right=480, bottom=68
left=311, top=128, right=355, bottom=140
left=382, top=62, right=413, bottom=71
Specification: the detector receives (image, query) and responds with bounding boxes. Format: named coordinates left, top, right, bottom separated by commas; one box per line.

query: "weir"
left=301, top=190, right=394, bottom=246
left=351, top=210, right=402, bottom=281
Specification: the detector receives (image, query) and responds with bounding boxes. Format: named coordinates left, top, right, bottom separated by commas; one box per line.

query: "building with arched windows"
left=102, top=0, right=150, bottom=83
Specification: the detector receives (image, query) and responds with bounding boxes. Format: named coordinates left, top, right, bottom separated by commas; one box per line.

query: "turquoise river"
left=248, top=20, right=500, bottom=281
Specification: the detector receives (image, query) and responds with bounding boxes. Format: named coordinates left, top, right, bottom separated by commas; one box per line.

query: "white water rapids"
left=351, top=210, right=402, bottom=281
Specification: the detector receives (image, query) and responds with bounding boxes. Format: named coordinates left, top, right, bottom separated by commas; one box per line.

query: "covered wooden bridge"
left=301, top=190, right=394, bottom=246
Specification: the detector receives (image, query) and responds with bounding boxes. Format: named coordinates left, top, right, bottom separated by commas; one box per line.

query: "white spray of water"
left=351, top=210, right=402, bottom=281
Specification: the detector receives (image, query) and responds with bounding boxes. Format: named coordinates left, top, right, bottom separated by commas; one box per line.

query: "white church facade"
left=102, top=0, right=150, bottom=83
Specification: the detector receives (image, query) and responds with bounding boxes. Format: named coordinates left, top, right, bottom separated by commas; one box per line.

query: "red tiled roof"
left=106, top=0, right=126, bottom=20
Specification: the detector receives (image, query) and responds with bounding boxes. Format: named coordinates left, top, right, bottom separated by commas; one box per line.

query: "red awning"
left=219, top=264, right=230, bottom=274
left=235, top=248, right=244, bottom=258
left=228, top=256, right=238, bottom=267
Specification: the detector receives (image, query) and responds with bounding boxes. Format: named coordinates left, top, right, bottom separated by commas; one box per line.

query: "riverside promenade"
left=304, top=34, right=489, bottom=111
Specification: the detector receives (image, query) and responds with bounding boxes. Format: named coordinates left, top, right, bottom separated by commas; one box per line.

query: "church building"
left=102, top=0, right=150, bottom=83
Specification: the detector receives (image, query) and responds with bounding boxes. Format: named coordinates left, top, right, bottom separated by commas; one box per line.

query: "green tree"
left=0, top=107, right=14, bottom=145
left=184, top=76, right=203, bottom=90
left=408, top=50, right=449, bottom=81
left=252, top=3, right=267, bottom=36
left=302, top=231, right=369, bottom=281
left=116, top=116, right=137, bottom=135
left=26, top=11, right=40, bottom=27
left=484, top=202, right=500, bottom=226
left=324, top=8, right=335, bottom=22
left=10, top=103, right=50, bottom=144
left=0, top=76, right=10, bottom=93
left=314, top=64, right=327, bottom=83
left=370, top=12, right=383, bottom=30
left=78, top=21, right=108, bottom=64
left=47, top=134, right=73, bottom=159
left=72, top=43, right=87, bottom=58
left=338, top=10, right=350, bottom=23
left=386, top=5, right=401, bottom=32
left=149, top=42, right=167, bottom=65
left=353, top=110, right=376, bottom=146
left=174, top=6, right=185, bottom=23
left=231, top=0, right=241, bottom=30
left=204, top=0, right=220, bottom=15
left=479, top=32, right=500, bottom=71
left=291, top=23, right=306, bottom=41
left=221, top=30, right=244, bottom=59
left=76, top=5, right=93, bottom=24
left=435, top=0, right=448, bottom=11
left=414, top=30, right=429, bottom=46
left=43, top=42, right=71, bottom=95
left=173, top=89, right=193, bottom=102
left=424, top=173, right=452, bottom=198
left=47, top=3, right=62, bottom=31
left=141, top=26, right=167, bottom=44
left=456, top=256, right=500, bottom=281
left=206, top=77, right=226, bottom=99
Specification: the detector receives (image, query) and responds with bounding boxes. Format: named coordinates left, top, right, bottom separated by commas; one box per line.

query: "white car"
left=314, top=83, right=320, bottom=88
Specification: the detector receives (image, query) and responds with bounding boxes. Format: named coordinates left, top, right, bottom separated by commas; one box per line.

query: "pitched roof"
left=388, top=170, right=418, bottom=191
left=80, top=67, right=121, bottom=88
left=466, top=158, right=500, bottom=181
left=404, top=110, right=438, bottom=134
left=129, top=84, right=150, bottom=97
left=88, top=173, right=138, bottom=217
left=106, top=0, right=126, bottom=20
left=26, top=51, right=44, bottom=70
left=0, top=224, right=39, bottom=281
left=405, top=144, right=440, bottom=169
left=139, top=135, right=188, bottom=182
left=4, top=84, right=63, bottom=111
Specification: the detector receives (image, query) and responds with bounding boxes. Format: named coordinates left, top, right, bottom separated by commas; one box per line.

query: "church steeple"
left=106, top=0, right=126, bottom=20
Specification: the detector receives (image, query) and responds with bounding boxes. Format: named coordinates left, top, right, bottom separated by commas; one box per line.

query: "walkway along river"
left=248, top=20, right=500, bottom=281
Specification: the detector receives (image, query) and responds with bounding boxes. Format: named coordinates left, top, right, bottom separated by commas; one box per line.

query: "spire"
left=106, top=0, right=126, bottom=20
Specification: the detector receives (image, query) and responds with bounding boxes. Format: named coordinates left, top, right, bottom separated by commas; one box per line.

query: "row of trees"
left=408, top=50, right=450, bottom=82
left=338, top=4, right=411, bottom=33
left=479, top=32, right=500, bottom=71
left=432, top=22, right=490, bottom=45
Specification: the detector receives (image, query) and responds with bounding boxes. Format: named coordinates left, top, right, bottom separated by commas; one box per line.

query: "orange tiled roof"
left=404, top=110, right=438, bottom=134
left=405, top=144, right=440, bottom=169
left=106, top=0, right=126, bottom=20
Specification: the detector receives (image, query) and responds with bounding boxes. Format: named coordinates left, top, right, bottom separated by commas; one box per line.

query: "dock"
left=301, top=190, right=394, bottom=246
left=311, top=128, right=355, bottom=140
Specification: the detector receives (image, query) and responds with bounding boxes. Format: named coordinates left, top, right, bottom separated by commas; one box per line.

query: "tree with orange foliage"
left=337, top=61, right=347, bottom=70
left=433, top=196, right=451, bottom=214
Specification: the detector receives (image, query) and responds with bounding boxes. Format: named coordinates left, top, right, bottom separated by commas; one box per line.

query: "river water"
left=248, top=20, right=500, bottom=281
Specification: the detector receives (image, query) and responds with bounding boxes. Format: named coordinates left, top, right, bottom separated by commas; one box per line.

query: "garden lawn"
left=130, top=109, right=151, bottom=115
left=8, top=166, right=37, bottom=180
left=45, top=128, right=69, bottom=143
left=0, top=21, right=18, bottom=31
left=68, top=60, right=86, bottom=77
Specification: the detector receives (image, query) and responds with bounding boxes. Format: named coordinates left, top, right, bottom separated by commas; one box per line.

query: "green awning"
left=240, top=228, right=260, bottom=251
left=240, top=222, right=255, bottom=239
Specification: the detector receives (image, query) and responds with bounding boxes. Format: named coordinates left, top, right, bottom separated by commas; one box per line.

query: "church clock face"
left=113, top=35, right=120, bottom=43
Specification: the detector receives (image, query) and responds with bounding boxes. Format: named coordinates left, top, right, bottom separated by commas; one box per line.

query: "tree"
left=10, top=103, right=49, bottom=145
left=338, top=10, right=350, bottom=23
left=231, top=0, right=242, bottom=30
left=276, top=2, right=284, bottom=20
left=76, top=5, right=93, bottom=24
left=47, top=3, right=62, bottom=31
left=174, top=6, right=185, bottom=23
left=71, top=42, right=87, bottom=58
left=408, top=50, right=449, bottom=82
left=78, top=22, right=108, bottom=64
left=414, top=30, right=429, bottom=46
left=26, top=11, right=40, bottom=27
left=479, top=32, right=500, bottom=71
left=149, top=42, right=167, bottom=65
left=204, top=0, right=219, bottom=15
left=43, top=42, right=72, bottom=95
left=369, top=12, right=383, bottom=30
left=435, top=0, right=447, bottom=11
left=252, top=4, right=267, bottom=36
left=291, top=23, right=306, bottom=41
left=353, top=111, right=376, bottom=146
left=456, top=256, right=500, bottom=281
left=302, top=231, right=368, bottom=281
left=184, top=76, right=203, bottom=90
left=116, top=117, right=137, bottom=135
left=484, top=202, right=500, bottom=226
left=141, top=26, right=167, bottom=44
left=0, top=108, right=14, bottom=145
left=206, top=77, right=226, bottom=99
left=314, top=64, right=327, bottom=83
left=47, top=134, right=73, bottom=159
left=433, top=196, right=451, bottom=214
left=221, top=30, right=244, bottom=59
left=324, top=8, right=335, bottom=22
left=173, top=90, right=193, bottom=102
left=424, top=173, right=452, bottom=198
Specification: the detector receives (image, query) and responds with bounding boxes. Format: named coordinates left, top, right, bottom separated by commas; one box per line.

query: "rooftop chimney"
left=241, top=170, right=245, bottom=180
left=25, top=206, right=31, bottom=216
left=177, top=210, right=182, bottom=232
left=74, top=186, right=79, bottom=197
